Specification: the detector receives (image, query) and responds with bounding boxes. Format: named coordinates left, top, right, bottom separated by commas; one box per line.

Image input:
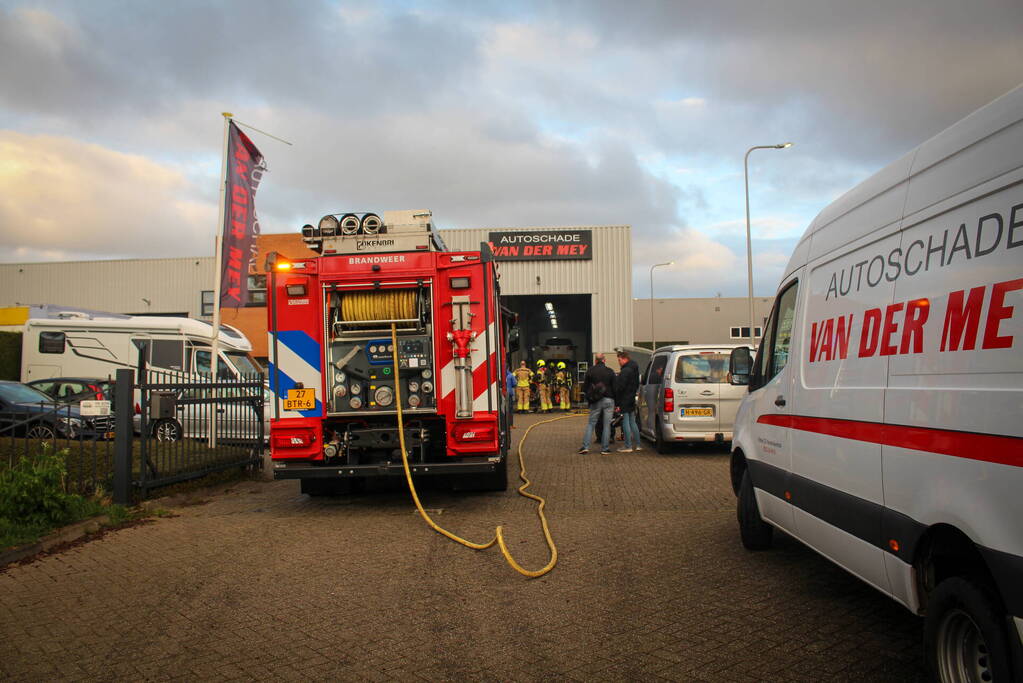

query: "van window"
left=39, top=331, right=65, bottom=354
left=150, top=340, right=184, bottom=371
left=675, top=353, right=728, bottom=384
left=195, top=350, right=236, bottom=379
left=766, top=281, right=799, bottom=381
left=645, top=355, right=668, bottom=385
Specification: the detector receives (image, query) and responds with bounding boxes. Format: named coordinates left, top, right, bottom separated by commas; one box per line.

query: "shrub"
left=0, top=445, right=78, bottom=527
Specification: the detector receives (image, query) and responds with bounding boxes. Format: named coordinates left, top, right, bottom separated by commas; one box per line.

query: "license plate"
left=683, top=407, right=714, bottom=417
left=104, top=432, right=115, bottom=440
left=284, top=388, right=316, bottom=411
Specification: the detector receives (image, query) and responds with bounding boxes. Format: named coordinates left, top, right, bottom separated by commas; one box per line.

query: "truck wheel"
left=654, top=424, right=671, bottom=454
left=152, top=419, right=182, bottom=442
left=737, top=469, right=773, bottom=550
left=925, top=577, right=1013, bottom=682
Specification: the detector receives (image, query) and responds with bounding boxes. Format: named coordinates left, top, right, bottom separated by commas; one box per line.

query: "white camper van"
left=728, top=85, right=1023, bottom=680
left=21, top=313, right=260, bottom=382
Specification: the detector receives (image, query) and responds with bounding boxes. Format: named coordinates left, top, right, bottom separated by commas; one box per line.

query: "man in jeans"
left=578, top=353, right=616, bottom=455
left=615, top=349, right=641, bottom=452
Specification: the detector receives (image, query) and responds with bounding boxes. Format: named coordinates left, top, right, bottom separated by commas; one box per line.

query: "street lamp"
left=744, top=142, right=792, bottom=346
left=649, top=261, right=673, bottom=350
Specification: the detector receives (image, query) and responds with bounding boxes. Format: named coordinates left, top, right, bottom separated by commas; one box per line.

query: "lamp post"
left=649, top=261, right=673, bottom=351
left=744, top=142, right=792, bottom=346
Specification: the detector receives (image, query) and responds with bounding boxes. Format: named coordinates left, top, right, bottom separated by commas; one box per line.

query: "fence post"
left=113, top=368, right=134, bottom=505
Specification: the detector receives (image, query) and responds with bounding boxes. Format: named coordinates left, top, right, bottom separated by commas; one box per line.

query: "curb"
left=0, top=515, right=110, bottom=568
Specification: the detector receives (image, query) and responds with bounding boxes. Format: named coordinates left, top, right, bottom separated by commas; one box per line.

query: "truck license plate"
left=683, top=407, right=713, bottom=417
left=284, top=389, right=316, bottom=411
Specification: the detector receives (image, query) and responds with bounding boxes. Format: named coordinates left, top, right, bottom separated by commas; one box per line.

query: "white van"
left=728, top=85, right=1023, bottom=680
left=22, top=313, right=260, bottom=381
left=637, top=344, right=752, bottom=452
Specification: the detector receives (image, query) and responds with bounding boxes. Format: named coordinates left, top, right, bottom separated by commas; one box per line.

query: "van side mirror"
left=728, top=347, right=753, bottom=386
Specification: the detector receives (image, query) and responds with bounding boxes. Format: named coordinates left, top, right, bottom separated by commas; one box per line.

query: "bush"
left=0, top=445, right=79, bottom=527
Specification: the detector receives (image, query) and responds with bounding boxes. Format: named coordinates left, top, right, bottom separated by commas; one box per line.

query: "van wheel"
left=737, top=470, right=773, bottom=550
left=152, top=419, right=182, bottom=442
left=654, top=425, right=671, bottom=454
left=925, top=577, right=1013, bottom=682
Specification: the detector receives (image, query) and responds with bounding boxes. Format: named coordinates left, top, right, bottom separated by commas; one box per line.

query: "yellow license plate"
left=683, top=407, right=714, bottom=417
left=284, top=388, right=316, bottom=411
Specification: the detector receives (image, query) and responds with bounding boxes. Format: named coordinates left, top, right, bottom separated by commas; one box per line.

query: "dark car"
left=26, top=377, right=114, bottom=404
left=0, top=381, right=111, bottom=440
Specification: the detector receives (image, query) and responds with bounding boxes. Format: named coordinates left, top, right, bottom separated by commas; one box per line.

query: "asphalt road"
left=0, top=412, right=925, bottom=681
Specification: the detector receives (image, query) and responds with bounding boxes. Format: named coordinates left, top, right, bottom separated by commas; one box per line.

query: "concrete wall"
left=633, top=296, right=775, bottom=347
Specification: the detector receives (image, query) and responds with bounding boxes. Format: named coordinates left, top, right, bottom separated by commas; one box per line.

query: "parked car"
left=0, top=380, right=111, bottom=439
left=636, top=344, right=753, bottom=453
left=26, top=377, right=114, bottom=404
left=135, top=385, right=270, bottom=443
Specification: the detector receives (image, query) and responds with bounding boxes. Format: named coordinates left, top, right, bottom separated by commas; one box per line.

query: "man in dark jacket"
left=615, top=350, right=641, bottom=452
left=578, top=353, right=616, bottom=454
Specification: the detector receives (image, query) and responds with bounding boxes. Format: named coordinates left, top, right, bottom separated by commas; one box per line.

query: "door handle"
left=775, top=396, right=787, bottom=407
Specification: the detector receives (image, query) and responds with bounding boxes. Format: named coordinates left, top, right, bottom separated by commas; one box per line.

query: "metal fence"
left=0, top=401, right=116, bottom=497
left=1, top=365, right=264, bottom=504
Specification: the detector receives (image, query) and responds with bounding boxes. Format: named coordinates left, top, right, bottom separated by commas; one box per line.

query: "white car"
left=636, top=344, right=752, bottom=453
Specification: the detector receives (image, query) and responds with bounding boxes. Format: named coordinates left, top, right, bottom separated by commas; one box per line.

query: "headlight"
left=58, top=417, right=83, bottom=435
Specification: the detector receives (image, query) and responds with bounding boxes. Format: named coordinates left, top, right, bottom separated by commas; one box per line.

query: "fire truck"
left=266, top=210, right=510, bottom=495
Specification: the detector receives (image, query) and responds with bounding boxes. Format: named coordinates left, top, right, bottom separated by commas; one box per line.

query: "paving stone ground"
left=1, top=413, right=925, bottom=681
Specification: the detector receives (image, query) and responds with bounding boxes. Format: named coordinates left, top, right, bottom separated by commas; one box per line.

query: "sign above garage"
left=486, top=230, right=593, bottom=261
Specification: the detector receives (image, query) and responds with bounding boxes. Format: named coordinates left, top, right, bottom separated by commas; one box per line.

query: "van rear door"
left=671, top=351, right=723, bottom=433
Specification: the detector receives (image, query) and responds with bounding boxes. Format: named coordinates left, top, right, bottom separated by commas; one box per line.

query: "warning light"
left=784, top=491, right=792, bottom=500
left=275, top=261, right=292, bottom=271
left=889, top=539, right=900, bottom=552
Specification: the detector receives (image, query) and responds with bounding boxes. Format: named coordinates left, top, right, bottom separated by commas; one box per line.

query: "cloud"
left=0, top=132, right=216, bottom=261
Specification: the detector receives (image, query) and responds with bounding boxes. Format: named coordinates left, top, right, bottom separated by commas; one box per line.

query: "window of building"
left=247, top=275, right=267, bottom=306
left=729, top=326, right=763, bottom=339
left=201, top=290, right=214, bottom=317
left=39, top=331, right=65, bottom=354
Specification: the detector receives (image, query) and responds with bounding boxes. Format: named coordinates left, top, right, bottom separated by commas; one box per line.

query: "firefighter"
left=513, top=360, right=533, bottom=412
left=535, top=359, right=553, bottom=413
left=554, top=361, right=572, bottom=411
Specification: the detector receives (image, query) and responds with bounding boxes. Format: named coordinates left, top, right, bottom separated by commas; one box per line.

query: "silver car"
left=636, top=344, right=753, bottom=453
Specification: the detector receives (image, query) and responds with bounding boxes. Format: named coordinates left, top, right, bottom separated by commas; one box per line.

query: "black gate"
left=110, top=349, right=265, bottom=501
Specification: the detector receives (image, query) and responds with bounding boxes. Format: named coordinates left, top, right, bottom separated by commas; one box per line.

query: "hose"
left=389, top=323, right=581, bottom=578
left=340, top=290, right=416, bottom=323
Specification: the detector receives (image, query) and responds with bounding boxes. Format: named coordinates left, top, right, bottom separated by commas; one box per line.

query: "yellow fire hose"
left=389, top=324, right=581, bottom=578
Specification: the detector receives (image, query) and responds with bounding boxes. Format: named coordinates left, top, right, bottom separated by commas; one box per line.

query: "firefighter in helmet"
left=513, top=360, right=533, bottom=412
left=535, top=359, right=553, bottom=413
left=554, top=361, right=572, bottom=410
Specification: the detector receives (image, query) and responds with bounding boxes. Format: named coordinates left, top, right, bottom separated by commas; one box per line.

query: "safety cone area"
left=1, top=412, right=923, bottom=681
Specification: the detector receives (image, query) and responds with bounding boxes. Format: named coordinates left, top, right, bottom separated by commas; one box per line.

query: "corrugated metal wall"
left=440, top=226, right=633, bottom=354
left=0, top=257, right=214, bottom=317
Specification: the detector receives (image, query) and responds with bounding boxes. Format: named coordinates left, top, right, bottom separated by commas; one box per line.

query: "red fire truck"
left=265, top=210, right=510, bottom=495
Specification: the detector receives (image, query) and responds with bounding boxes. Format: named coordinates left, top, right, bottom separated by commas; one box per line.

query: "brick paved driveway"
left=1, top=413, right=924, bottom=681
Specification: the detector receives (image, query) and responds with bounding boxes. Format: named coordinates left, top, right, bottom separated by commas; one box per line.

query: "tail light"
left=272, top=430, right=317, bottom=450
left=134, top=402, right=141, bottom=415
left=663, top=388, right=674, bottom=413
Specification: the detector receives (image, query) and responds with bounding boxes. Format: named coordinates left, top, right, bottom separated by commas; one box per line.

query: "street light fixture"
left=744, top=142, right=793, bottom=347
left=649, top=261, right=673, bottom=351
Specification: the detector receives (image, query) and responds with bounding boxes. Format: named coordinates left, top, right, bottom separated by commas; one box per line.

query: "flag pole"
left=209, top=111, right=233, bottom=448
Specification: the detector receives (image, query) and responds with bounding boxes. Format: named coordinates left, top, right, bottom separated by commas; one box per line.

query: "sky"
left=1, top=0, right=1021, bottom=298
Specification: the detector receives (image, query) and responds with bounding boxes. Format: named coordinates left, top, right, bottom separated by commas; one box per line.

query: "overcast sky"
left=1, top=0, right=1021, bottom=297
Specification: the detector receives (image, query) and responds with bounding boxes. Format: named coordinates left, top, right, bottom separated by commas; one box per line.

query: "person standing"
left=578, top=353, right=616, bottom=454
left=513, top=360, right=532, bottom=413
left=555, top=361, right=572, bottom=411
left=535, top=359, right=553, bottom=413
left=505, top=365, right=516, bottom=427
left=615, top=349, right=641, bottom=452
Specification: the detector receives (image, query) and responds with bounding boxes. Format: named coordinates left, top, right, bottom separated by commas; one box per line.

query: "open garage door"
left=503, top=294, right=591, bottom=373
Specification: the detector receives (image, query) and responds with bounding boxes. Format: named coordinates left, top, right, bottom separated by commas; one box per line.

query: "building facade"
left=632, top=296, right=776, bottom=348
